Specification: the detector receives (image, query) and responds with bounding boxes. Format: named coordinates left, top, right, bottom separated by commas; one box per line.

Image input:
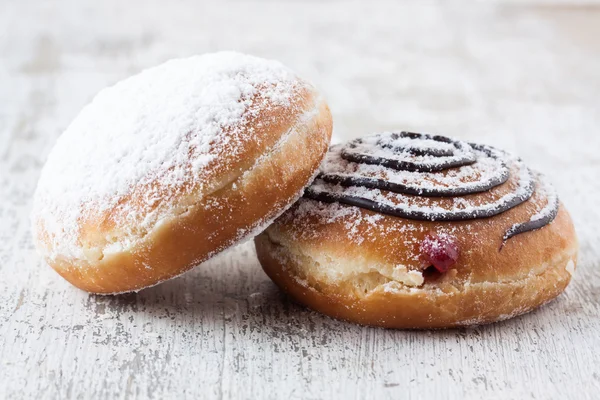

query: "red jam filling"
left=419, top=233, right=459, bottom=273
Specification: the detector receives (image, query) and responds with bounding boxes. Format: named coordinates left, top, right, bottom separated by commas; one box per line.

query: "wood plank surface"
left=1, top=1, right=599, bottom=399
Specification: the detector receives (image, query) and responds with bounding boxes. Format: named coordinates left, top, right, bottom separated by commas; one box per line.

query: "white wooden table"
left=1, top=1, right=599, bottom=398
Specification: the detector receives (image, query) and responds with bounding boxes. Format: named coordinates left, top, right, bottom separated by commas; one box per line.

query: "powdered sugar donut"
left=32, top=52, right=332, bottom=294
left=255, top=132, right=577, bottom=328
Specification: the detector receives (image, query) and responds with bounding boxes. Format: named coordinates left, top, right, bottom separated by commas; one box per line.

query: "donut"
left=255, top=132, right=578, bottom=328
left=32, top=52, right=332, bottom=294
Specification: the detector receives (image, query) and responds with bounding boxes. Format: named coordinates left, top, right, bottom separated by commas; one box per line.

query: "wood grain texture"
left=1, top=1, right=599, bottom=399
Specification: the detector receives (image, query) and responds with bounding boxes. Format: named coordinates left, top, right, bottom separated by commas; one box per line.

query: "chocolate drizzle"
left=501, top=178, right=560, bottom=248
left=342, top=132, right=477, bottom=172
left=304, top=132, right=559, bottom=247
left=319, top=141, right=510, bottom=197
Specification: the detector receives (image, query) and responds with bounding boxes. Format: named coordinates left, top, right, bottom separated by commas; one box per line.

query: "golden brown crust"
left=41, top=87, right=332, bottom=294
left=254, top=201, right=578, bottom=329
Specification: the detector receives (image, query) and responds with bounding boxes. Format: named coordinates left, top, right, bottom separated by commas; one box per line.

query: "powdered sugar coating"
left=32, top=52, right=307, bottom=260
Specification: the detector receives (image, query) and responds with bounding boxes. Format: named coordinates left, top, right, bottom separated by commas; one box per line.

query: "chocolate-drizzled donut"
left=255, top=132, right=578, bottom=329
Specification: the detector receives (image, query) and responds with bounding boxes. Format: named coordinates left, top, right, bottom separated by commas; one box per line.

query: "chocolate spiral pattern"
left=304, top=132, right=559, bottom=247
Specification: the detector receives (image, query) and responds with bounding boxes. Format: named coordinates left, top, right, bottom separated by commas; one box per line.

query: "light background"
left=1, top=1, right=599, bottom=399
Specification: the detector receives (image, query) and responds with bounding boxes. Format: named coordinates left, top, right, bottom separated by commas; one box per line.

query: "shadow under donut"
left=86, top=243, right=349, bottom=337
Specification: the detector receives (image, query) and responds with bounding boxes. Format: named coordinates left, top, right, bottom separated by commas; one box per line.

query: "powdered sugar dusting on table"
left=32, top=52, right=303, bottom=260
